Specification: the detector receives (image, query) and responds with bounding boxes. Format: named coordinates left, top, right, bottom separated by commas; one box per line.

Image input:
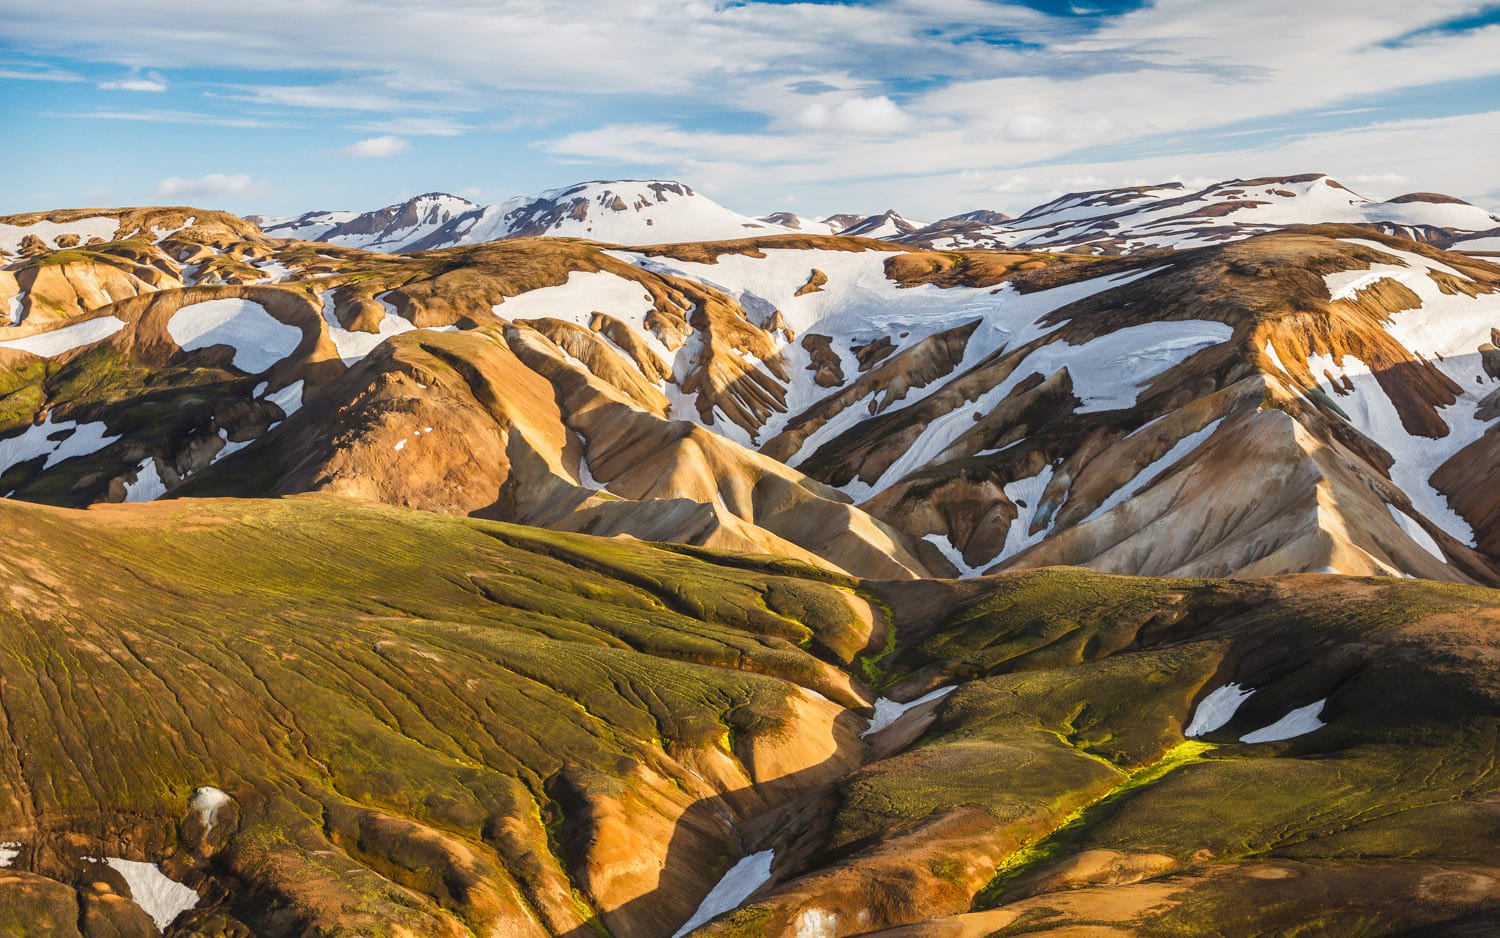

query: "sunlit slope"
left=1, top=496, right=1499, bottom=935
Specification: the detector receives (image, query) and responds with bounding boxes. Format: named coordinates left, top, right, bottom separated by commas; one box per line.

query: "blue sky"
left=2, top=0, right=1498, bottom=219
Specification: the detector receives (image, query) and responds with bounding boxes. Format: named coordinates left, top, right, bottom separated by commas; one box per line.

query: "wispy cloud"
left=334, top=135, right=409, bottom=158
left=156, top=173, right=258, bottom=199
left=62, top=109, right=281, bottom=128
left=98, top=71, right=166, bottom=92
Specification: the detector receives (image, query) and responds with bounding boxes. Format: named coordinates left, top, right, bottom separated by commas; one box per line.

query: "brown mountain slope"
left=2, top=213, right=1498, bottom=585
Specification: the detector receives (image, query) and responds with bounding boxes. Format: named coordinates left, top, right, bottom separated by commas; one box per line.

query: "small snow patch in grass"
left=1240, top=699, right=1327, bottom=743
left=672, top=849, right=775, bottom=937
left=0, top=842, right=19, bottom=867
left=89, top=857, right=199, bottom=931
left=168, top=298, right=302, bottom=373
left=862, top=686, right=956, bottom=738
left=795, top=908, right=840, bottom=938
left=190, top=787, right=230, bottom=831
left=0, top=316, right=125, bottom=357
left=1185, top=683, right=1254, bottom=737
left=394, top=438, right=407, bottom=451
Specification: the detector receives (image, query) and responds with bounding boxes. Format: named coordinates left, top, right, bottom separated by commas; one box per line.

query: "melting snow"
left=1240, top=699, right=1327, bottom=743
left=190, top=787, right=230, bottom=831
left=393, top=438, right=407, bottom=451
left=672, top=849, right=775, bottom=937
left=0, top=216, right=119, bottom=254
left=922, top=533, right=986, bottom=577
left=1387, top=504, right=1446, bottom=563
left=862, top=686, right=957, bottom=737
left=6, top=291, right=24, bottom=325
left=264, top=380, right=305, bottom=419
left=994, top=465, right=1057, bottom=564
left=1306, top=352, right=1485, bottom=546
left=1087, top=418, right=1225, bottom=521
left=1185, top=683, right=1254, bottom=737
left=122, top=457, right=168, bottom=502
left=795, top=908, right=840, bottom=938
left=0, top=842, right=19, bottom=867
left=168, top=298, right=302, bottom=373
left=844, top=318, right=1231, bottom=499
left=0, top=316, right=125, bottom=357
left=319, top=289, right=418, bottom=364
left=0, top=413, right=120, bottom=478
left=91, top=857, right=199, bottom=931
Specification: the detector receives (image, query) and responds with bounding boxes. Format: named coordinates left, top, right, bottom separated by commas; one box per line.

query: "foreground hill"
left=1, top=495, right=1499, bottom=936
left=2, top=205, right=1498, bottom=585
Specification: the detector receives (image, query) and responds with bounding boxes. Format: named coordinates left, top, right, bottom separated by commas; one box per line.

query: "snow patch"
left=1185, top=683, right=1254, bottom=737
left=1240, top=699, right=1327, bottom=743
left=795, top=908, right=840, bottom=938
left=394, top=438, right=407, bottom=452
left=862, top=686, right=957, bottom=738
left=922, top=533, right=986, bottom=578
left=0, top=316, right=125, bottom=357
left=1387, top=504, right=1446, bottom=563
left=123, top=457, right=168, bottom=502
left=995, top=465, right=1058, bottom=564
left=672, top=849, right=775, bottom=937
left=0, top=413, right=119, bottom=478
left=1087, top=418, right=1224, bottom=521
left=319, top=289, right=417, bottom=364
left=168, top=298, right=302, bottom=373
left=0, top=842, right=19, bottom=867
left=0, top=216, right=119, bottom=254
left=91, top=857, right=199, bottom=931
left=190, top=787, right=231, bottom=831
left=264, top=380, right=305, bottom=419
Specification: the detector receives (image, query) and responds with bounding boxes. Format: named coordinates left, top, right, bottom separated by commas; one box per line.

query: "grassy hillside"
left=1, top=496, right=1499, bottom=936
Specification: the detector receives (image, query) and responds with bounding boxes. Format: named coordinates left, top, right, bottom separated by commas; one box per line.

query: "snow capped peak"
left=842, top=210, right=926, bottom=239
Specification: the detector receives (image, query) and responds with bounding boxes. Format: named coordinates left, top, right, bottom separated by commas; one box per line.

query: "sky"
left=2, top=0, right=1499, bottom=220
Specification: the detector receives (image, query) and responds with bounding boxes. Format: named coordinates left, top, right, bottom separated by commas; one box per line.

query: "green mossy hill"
left=742, top=570, right=1500, bottom=937
left=0, top=495, right=870, bottom=937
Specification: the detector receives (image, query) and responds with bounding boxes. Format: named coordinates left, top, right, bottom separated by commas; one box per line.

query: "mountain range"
left=3, top=176, right=1500, bottom=936
left=246, top=173, right=1500, bottom=257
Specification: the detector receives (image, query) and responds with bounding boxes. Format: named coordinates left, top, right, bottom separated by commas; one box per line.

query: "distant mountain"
left=255, top=192, right=480, bottom=252
left=253, top=174, right=1498, bottom=258
left=260, top=181, right=795, bottom=251
left=897, top=175, right=1500, bottom=254
left=839, top=209, right=927, bottom=239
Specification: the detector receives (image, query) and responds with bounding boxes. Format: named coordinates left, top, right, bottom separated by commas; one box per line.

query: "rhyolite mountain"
left=2, top=185, right=1500, bottom=936
left=247, top=173, right=1500, bottom=257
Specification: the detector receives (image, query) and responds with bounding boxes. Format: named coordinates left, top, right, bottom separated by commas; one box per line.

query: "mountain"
left=259, top=181, right=797, bottom=252
left=898, top=174, right=1500, bottom=254
left=3, top=204, right=1498, bottom=588
left=6, top=195, right=1500, bottom=934
left=837, top=209, right=926, bottom=240
left=253, top=191, right=479, bottom=251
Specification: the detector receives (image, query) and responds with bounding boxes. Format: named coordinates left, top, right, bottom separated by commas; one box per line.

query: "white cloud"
left=334, top=135, right=409, bottom=158
left=156, top=173, right=256, bottom=199
left=350, top=116, right=470, bottom=137
left=63, top=109, right=280, bottom=128
left=98, top=73, right=166, bottom=92
left=788, top=95, right=912, bottom=135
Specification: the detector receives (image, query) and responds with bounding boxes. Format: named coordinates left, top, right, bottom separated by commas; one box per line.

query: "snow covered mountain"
left=258, top=181, right=796, bottom=251
left=254, top=192, right=480, bottom=252
left=900, top=175, right=1500, bottom=254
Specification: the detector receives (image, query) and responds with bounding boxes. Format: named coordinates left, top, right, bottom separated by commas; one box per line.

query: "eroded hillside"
left=0, top=496, right=1498, bottom=935
left=1, top=207, right=1498, bottom=585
